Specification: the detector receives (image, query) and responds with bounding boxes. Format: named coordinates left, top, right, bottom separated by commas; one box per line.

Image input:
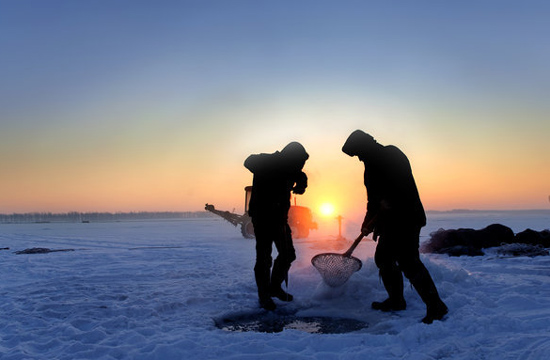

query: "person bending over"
left=244, top=142, right=309, bottom=311
left=342, top=130, right=447, bottom=324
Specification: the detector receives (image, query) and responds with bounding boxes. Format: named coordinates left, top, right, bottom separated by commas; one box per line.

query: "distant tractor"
left=205, top=186, right=317, bottom=239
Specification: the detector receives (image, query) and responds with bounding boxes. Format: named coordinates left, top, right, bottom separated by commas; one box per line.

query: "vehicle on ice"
left=205, top=186, right=317, bottom=239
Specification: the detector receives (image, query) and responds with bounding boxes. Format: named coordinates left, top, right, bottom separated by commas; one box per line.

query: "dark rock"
left=421, top=224, right=515, bottom=256
left=515, top=229, right=550, bottom=247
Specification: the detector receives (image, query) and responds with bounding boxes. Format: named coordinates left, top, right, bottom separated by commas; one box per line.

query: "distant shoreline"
left=0, top=211, right=216, bottom=224
left=1, top=209, right=548, bottom=224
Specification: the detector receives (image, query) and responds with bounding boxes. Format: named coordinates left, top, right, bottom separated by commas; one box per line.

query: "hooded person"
left=342, top=130, right=448, bottom=324
left=244, top=142, right=309, bottom=311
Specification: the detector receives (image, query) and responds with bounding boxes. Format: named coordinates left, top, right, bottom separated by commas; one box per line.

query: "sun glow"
left=319, top=203, right=335, bottom=217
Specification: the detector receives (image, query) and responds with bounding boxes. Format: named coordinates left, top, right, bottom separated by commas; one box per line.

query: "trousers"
left=252, top=219, right=296, bottom=299
left=374, top=225, right=443, bottom=308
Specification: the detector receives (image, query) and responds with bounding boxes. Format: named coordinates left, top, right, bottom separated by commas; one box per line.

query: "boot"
left=270, top=285, right=293, bottom=302
left=259, top=296, right=276, bottom=311
left=270, top=258, right=293, bottom=302
left=410, top=268, right=448, bottom=324
left=372, top=267, right=406, bottom=312
left=421, top=299, right=448, bottom=324
left=255, top=262, right=275, bottom=309
left=371, top=297, right=406, bottom=312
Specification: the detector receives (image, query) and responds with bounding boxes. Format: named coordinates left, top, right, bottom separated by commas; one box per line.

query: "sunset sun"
left=319, top=203, right=335, bottom=217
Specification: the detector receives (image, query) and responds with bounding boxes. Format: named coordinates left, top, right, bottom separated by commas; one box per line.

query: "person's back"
left=244, top=152, right=294, bottom=222
left=365, top=144, right=426, bottom=228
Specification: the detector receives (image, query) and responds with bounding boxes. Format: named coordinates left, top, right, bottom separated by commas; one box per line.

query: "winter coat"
left=363, top=145, right=426, bottom=232
left=244, top=151, right=307, bottom=223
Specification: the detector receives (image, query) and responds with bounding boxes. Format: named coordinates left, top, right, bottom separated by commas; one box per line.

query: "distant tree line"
left=0, top=211, right=214, bottom=224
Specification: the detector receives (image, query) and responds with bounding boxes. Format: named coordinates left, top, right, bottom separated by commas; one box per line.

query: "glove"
left=292, top=172, right=308, bottom=194
left=372, top=227, right=381, bottom=242
left=361, top=214, right=379, bottom=241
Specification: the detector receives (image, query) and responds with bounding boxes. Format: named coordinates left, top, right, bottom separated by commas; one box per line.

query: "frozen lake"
left=1, top=211, right=549, bottom=359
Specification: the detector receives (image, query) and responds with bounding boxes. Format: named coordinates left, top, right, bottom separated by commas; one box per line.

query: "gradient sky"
left=1, top=1, right=549, bottom=217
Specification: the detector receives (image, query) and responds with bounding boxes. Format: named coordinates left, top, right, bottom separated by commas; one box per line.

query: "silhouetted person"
left=244, top=142, right=309, bottom=311
left=342, top=130, right=448, bottom=324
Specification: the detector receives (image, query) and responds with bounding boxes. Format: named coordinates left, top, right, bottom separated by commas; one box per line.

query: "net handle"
left=342, top=233, right=366, bottom=257
left=342, top=215, right=378, bottom=257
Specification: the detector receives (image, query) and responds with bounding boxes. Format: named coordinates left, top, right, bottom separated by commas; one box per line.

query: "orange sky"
left=2, top=2, right=549, bottom=216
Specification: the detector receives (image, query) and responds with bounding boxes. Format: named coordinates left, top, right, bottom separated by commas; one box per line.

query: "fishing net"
left=311, top=253, right=362, bottom=287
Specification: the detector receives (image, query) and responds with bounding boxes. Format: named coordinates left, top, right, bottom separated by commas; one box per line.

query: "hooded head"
left=281, top=141, right=309, bottom=169
left=342, top=130, right=376, bottom=157
left=281, top=142, right=309, bottom=160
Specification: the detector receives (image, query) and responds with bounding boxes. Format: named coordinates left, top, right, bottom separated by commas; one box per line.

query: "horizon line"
left=1, top=208, right=550, bottom=216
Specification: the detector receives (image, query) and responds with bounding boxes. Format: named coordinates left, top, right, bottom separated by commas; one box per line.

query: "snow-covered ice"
left=1, top=211, right=550, bottom=359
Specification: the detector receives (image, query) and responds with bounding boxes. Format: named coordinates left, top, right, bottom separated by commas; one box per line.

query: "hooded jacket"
left=363, top=144, right=426, bottom=230
left=244, top=146, right=308, bottom=222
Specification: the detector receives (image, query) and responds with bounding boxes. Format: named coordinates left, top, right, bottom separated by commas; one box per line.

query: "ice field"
left=1, top=210, right=550, bottom=359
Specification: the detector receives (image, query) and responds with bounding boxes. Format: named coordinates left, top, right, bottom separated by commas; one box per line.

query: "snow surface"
left=1, top=211, right=550, bottom=359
